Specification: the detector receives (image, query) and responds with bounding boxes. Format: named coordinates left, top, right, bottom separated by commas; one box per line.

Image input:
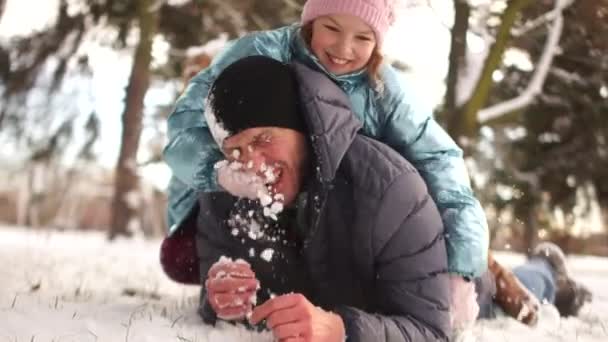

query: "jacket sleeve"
left=334, top=171, right=451, bottom=342
left=163, top=28, right=293, bottom=192
left=378, top=67, right=488, bottom=278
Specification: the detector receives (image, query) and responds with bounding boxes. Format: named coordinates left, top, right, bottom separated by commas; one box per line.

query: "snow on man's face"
left=310, top=14, right=377, bottom=75
left=222, top=127, right=310, bottom=206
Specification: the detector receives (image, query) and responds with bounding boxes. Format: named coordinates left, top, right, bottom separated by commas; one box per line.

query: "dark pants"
left=476, top=258, right=557, bottom=318
left=159, top=212, right=200, bottom=285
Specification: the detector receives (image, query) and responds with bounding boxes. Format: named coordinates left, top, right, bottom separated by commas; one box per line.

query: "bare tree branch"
left=281, top=0, right=303, bottom=11
left=512, top=0, right=575, bottom=37
left=479, top=0, right=573, bottom=124
left=456, top=0, right=533, bottom=139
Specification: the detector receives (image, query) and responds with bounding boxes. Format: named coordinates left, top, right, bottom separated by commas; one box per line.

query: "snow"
left=260, top=249, right=274, bottom=263
left=472, top=252, right=608, bottom=341
left=1, top=226, right=607, bottom=341
left=215, top=160, right=269, bottom=201
left=0, top=225, right=273, bottom=342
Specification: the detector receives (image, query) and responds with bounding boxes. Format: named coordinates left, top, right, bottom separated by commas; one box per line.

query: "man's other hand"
left=205, top=257, right=259, bottom=321
left=250, top=293, right=345, bottom=342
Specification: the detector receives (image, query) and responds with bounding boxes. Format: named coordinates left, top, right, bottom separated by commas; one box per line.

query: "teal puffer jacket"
left=163, top=24, right=488, bottom=278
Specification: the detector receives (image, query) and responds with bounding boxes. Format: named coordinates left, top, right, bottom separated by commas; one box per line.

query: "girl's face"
left=310, top=14, right=377, bottom=75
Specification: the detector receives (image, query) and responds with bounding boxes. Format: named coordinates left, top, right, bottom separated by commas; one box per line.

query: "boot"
left=488, top=253, right=540, bottom=325
left=531, top=242, right=593, bottom=317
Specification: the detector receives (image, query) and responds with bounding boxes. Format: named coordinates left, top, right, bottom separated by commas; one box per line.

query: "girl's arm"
left=379, top=67, right=489, bottom=278
left=163, top=27, right=294, bottom=191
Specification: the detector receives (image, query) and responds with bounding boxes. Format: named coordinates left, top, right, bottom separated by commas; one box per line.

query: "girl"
left=162, top=0, right=486, bottom=331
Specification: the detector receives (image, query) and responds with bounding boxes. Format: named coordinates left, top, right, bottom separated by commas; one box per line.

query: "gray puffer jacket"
left=194, top=62, right=451, bottom=341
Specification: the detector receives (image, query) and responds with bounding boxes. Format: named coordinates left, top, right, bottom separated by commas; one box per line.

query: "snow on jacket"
left=163, top=24, right=488, bottom=278
left=192, top=62, right=451, bottom=341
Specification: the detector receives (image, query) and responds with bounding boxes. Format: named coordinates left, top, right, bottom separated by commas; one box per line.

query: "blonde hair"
left=300, top=22, right=384, bottom=89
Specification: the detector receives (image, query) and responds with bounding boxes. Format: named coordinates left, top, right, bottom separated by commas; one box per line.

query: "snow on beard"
left=225, top=191, right=292, bottom=250
left=217, top=151, right=292, bottom=261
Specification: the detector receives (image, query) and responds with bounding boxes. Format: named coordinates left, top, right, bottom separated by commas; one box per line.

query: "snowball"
left=229, top=161, right=244, bottom=170
left=270, top=202, right=283, bottom=215
left=258, top=193, right=273, bottom=207
left=217, top=256, right=234, bottom=264
left=260, top=248, right=274, bottom=262
left=214, top=159, right=229, bottom=170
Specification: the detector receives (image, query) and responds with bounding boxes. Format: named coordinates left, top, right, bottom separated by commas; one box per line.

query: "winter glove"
left=216, top=161, right=268, bottom=200
left=205, top=257, right=260, bottom=321
left=449, top=275, right=480, bottom=332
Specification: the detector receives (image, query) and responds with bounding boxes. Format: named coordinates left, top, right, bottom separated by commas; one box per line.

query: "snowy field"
left=0, top=225, right=606, bottom=342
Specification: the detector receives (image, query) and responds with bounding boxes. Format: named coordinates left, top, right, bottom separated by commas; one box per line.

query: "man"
left=182, top=55, right=451, bottom=341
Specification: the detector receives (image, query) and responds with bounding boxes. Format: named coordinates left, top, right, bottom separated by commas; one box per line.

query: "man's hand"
left=205, top=257, right=259, bottom=321
left=250, top=293, right=345, bottom=342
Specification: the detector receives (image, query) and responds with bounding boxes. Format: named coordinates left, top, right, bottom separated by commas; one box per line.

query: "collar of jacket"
left=290, top=25, right=368, bottom=94
left=291, top=62, right=362, bottom=185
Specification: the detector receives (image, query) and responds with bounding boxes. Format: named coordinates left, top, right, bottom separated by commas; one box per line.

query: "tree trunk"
left=444, top=0, right=470, bottom=130
left=109, top=0, right=159, bottom=240
left=456, top=0, right=533, bottom=139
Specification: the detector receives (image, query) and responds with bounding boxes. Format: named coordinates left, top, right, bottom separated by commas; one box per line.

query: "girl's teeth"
left=330, top=55, right=348, bottom=65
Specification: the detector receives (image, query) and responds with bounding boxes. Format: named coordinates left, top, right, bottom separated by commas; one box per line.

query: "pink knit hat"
left=301, top=0, right=395, bottom=46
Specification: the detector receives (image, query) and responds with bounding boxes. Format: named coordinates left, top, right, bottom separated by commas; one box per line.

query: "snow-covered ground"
left=1, top=225, right=606, bottom=342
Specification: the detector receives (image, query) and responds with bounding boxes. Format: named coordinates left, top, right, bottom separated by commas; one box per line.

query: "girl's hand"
left=205, top=258, right=259, bottom=321
left=449, top=275, right=480, bottom=331
left=250, top=293, right=345, bottom=342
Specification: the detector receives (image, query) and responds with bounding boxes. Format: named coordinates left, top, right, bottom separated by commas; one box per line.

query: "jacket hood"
left=292, top=62, right=363, bottom=184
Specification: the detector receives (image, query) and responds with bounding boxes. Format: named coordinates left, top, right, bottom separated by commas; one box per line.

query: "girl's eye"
left=323, top=24, right=339, bottom=32
left=356, top=35, right=373, bottom=42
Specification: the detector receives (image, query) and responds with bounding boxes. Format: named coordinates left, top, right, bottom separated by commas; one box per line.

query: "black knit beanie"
left=207, top=56, right=307, bottom=138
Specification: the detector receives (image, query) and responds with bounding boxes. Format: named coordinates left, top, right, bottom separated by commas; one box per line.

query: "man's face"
left=222, top=127, right=309, bottom=206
